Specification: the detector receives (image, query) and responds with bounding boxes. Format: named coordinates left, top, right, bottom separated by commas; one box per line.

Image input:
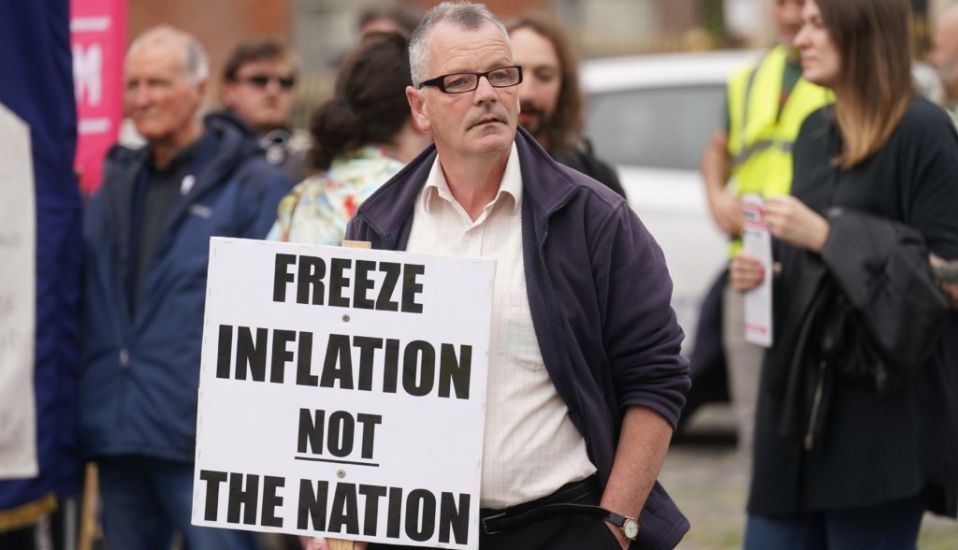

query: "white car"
left=582, top=50, right=760, bottom=350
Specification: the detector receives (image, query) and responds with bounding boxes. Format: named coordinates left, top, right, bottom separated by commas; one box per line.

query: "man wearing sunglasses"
left=345, top=3, right=689, bottom=549
left=221, top=39, right=308, bottom=184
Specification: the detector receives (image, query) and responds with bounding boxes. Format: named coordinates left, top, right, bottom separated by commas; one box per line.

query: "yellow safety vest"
left=726, top=45, right=833, bottom=253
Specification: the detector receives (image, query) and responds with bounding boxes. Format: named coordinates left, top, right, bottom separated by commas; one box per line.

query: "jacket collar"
left=353, top=126, right=582, bottom=246
left=105, top=111, right=260, bottom=190
left=101, top=112, right=263, bottom=282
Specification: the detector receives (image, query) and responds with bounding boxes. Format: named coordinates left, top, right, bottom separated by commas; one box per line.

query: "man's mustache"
left=466, top=104, right=509, bottom=129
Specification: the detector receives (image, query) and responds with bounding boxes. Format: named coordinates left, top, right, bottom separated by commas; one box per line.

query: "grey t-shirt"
left=133, top=136, right=207, bottom=312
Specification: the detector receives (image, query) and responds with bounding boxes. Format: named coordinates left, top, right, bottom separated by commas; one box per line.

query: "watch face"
left=623, top=518, right=639, bottom=540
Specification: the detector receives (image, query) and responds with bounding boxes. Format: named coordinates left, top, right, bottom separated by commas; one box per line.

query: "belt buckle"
left=481, top=511, right=508, bottom=535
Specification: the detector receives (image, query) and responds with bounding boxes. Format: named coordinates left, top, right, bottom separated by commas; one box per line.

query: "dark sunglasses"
left=240, top=74, right=297, bottom=90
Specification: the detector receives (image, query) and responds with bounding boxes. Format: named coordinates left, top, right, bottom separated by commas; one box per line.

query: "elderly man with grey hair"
left=80, top=25, right=287, bottom=549
left=336, top=2, right=689, bottom=549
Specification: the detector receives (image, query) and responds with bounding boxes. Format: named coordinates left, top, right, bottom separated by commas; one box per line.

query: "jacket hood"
left=105, top=110, right=264, bottom=178
left=204, top=110, right=260, bottom=145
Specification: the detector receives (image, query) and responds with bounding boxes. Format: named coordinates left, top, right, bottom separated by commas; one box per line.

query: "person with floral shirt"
left=269, top=31, right=430, bottom=245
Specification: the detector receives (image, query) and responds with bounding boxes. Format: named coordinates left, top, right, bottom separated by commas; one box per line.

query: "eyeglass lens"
left=245, top=74, right=296, bottom=90
left=442, top=67, right=520, bottom=92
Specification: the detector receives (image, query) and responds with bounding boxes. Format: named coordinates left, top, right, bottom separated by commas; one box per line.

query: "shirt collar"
left=421, top=142, right=522, bottom=215
left=149, top=133, right=209, bottom=174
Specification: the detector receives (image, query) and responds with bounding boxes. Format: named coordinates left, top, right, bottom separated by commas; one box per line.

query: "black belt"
left=480, top=476, right=611, bottom=535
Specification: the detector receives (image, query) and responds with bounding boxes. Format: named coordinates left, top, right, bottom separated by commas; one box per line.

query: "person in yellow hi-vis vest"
left=699, top=0, right=832, bottom=458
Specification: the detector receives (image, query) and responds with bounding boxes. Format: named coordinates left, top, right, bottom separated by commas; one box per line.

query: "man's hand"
left=707, top=188, right=744, bottom=237
left=700, top=129, right=740, bottom=237
left=764, top=196, right=829, bottom=252
left=300, top=538, right=367, bottom=550
left=300, top=537, right=328, bottom=550
left=600, top=407, right=672, bottom=550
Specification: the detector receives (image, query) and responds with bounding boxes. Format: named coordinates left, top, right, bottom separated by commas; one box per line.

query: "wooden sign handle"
left=324, top=239, right=372, bottom=550
left=342, top=240, right=372, bottom=250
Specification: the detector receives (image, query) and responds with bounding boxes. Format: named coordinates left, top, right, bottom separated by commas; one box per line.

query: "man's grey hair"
left=183, top=36, right=210, bottom=83
left=408, top=2, right=510, bottom=87
left=128, top=25, right=209, bottom=84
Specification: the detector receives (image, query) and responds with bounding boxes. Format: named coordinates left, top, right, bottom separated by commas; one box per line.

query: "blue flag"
left=0, top=0, right=83, bottom=518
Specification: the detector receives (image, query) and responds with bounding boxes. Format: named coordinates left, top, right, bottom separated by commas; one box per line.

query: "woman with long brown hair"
left=732, top=0, right=958, bottom=546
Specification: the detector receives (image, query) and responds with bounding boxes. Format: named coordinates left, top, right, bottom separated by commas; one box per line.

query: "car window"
left=587, top=84, right=726, bottom=171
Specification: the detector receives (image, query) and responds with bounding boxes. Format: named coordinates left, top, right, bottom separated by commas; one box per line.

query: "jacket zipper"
left=536, top=226, right=571, bottom=399
left=804, top=360, right=827, bottom=450
left=535, top=222, right=589, bottom=436
left=117, top=254, right=132, bottom=373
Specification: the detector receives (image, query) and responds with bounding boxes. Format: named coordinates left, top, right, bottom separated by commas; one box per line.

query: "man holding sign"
left=345, top=3, right=690, bottom=548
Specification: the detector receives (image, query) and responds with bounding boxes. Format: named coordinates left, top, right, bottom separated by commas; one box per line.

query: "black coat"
left=748, top=98, right=958, bottom=517
left=554, top=139, right=627, bottom=199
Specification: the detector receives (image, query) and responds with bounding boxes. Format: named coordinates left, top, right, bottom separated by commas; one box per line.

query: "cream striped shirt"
left=405, top=144, right=596, bottom=508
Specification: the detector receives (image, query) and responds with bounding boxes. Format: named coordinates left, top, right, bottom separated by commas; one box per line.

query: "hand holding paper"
left=741, top=196, right=773, bottom=347
left=764, top=196, right=830, bottom=252
left=730, top=252, right=765, bottom=292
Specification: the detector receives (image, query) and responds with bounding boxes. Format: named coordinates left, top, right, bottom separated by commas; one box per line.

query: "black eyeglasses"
left=418, top=65, right=522, bottom=94
left=240, top=74, right=297, bottom=90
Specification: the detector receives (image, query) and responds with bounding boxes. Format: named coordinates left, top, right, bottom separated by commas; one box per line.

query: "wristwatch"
left=605, top=511, right=640, bottom=541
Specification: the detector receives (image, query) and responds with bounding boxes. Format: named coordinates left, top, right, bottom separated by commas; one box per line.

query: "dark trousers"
left=744, top=493, right=925, bottom=550
left=98, top=455, right=256, bottom=550
left=369, top=479, right=623, bottom=550
left=368, top=513, right=622, bottom=550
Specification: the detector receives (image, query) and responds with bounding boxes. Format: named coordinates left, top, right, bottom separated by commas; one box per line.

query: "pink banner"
left=71, top=0, right=127, bottom=193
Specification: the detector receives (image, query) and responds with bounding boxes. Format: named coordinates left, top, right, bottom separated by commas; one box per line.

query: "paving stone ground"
left=663, top=405, right=958, bottom=549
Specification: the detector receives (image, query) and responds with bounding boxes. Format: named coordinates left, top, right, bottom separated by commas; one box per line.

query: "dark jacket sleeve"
left=594, top=201, right=690, bottom=426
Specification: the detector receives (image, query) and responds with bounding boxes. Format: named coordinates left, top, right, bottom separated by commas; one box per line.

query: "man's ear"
left=194, top=77, right=209, bottom=105
left=406, top=85, right=431, bottom=132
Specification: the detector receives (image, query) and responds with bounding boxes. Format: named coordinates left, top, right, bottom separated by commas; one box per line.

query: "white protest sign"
left=192, top=237, right=494, bottom=549
left=742, top=195, right=773, bottom=347
left=0, top=104, right=38, bottom=479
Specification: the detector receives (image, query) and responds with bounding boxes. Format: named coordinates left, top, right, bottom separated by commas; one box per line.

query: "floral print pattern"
left=267, top=146, right=404, bottom=245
